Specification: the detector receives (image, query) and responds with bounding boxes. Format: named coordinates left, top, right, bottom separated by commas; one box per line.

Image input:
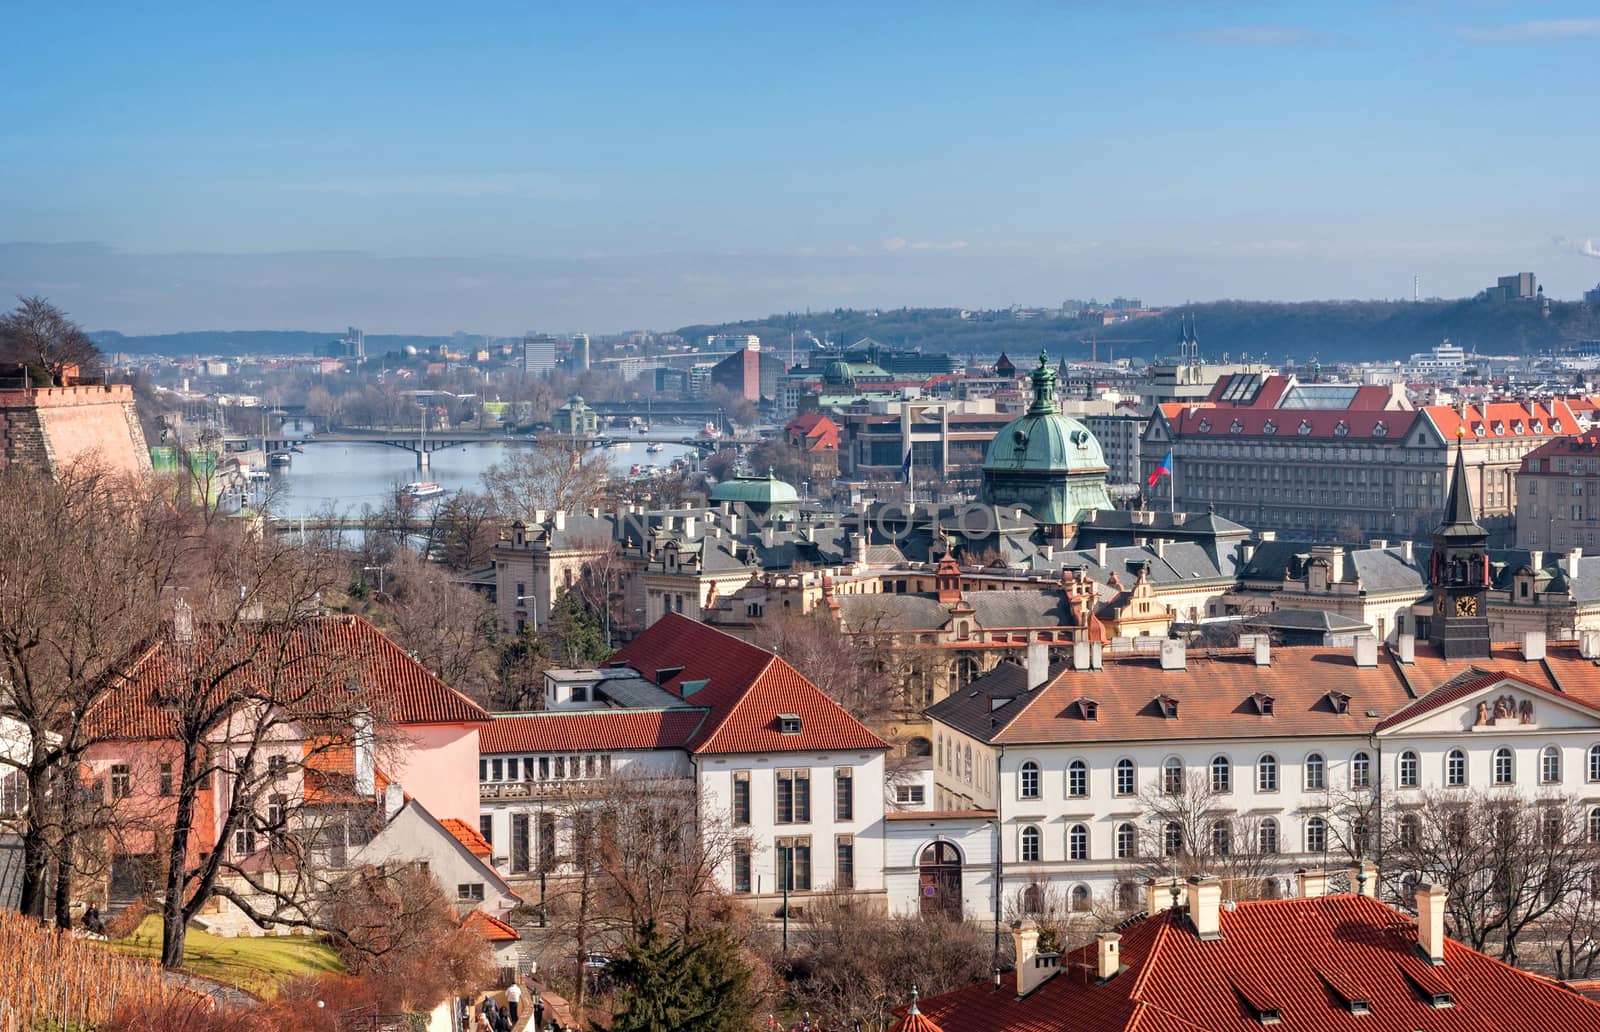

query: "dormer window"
left=778, top=714, right=802, bottom=735
left=1157, top=695, right=1179, bottom=719
left=1333, top=420, right=1349, bottom=437
left=1262, top=419, right=1277, bottom=435
left=1513, top=420, right=1525, bottom=434
left=1251, top=693, right=1275, bottom=716
left=1533, top=419, right=1545, bottom=433
left=1372, top=421, right=1388, bottom=437
left=1493, top=421, right=1505, bottom=436
left=1474, top=423, right=1486, bottom=437
left=1230, top=419, right=1243, bottom=433
left=1326, top=691, right=1351, bottom=714
left=1075, top=698, right=1099, bottom=721
left=1197, top=418, right=1212, bottom=433
left=1297, top=419, right=1312, bottom=436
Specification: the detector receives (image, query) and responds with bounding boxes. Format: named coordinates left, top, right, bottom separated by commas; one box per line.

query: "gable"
left=1379, top=673, right=1600, bottom=737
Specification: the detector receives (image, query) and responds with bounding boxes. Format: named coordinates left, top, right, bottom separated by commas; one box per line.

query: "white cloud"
left=1583, top=239, right=1600, bottom=261
left=881, top=237, right=967, bottom=252
left=1458, top=18, right=1600, bottom=41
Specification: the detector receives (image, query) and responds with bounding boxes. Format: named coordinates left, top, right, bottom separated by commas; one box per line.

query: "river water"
left=254, top=438, right=703, bottom=520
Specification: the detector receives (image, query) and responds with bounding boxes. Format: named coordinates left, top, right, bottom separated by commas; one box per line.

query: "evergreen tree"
left=549, top=586, right=611, bottom=667
left=603, top=923, right=756, bottom=1032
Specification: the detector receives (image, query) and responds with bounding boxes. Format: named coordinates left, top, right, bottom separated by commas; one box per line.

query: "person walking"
left=506, top=981, right=521, bottom=1026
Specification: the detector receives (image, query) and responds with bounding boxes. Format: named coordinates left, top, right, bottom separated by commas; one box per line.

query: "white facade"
left=883, top=813, right=997, bottom=922
left=354, top=799, right=520, bottom=917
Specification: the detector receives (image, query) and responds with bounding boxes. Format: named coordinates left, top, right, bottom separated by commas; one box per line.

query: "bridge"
left=266, top=427, right=753, bottom=469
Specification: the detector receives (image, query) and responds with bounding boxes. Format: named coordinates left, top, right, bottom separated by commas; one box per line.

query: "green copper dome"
left=979, top=351, right=1113, bottom=524
left=710, top=470, right=800, bottom=516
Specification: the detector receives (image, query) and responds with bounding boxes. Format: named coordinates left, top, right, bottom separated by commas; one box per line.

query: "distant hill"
left=90, top=329, right=460, bottom=358
left=679, top=298, right=1600, bottom=365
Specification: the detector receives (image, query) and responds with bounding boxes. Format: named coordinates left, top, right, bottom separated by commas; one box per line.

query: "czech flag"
left=1148, top=449, right=1173, bottom=487
left=900, top=449, right=913, bottom=483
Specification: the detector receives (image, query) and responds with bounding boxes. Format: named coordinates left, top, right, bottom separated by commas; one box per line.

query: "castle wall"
left=0, top=385, right=151, bottom=479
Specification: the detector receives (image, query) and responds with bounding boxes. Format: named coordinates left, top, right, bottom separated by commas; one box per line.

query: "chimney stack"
left=1095, top=933, right=1121, bottom=981
left=1011, top=919, right=1061, bottom=995
left=1090, top=641, right=1103, bottom=670
left=1186, top=874, right=1222, bottom=940
left=1396, top=632, right=1415, bottom=664
left=353, top=707, right=375, bottom=800
left=534, top=509, right=548, bottom=526
left=1400, top=540, right=1414, bottom=564
left=1096, top=541, right=1108, bottom=567
left=1159, top=638, right=1187, bottom=671
left=1146, top=877, right=1183, bottom=915
left=1026, top=641, right=1049, bottom=690
left=172, top=598, right=194, bottom=645
left=1353, top=634, right=1378, bottom=669
left=1584, top=630, right=1600, bottom=660
left=1522, top=629, right=1546, bottom=662
left=1253, top=634, right=1271, bottom=667
left=1530, top=549, right=1544, bottom=575
left=683, top=516, right=697, bottom=539
left=1568, top=547, right=1584, bottom=581
left=1296, top=868, right=1327, bottom=899
left=1416, top=882, right=1447, bottom=965
left=1072, top=640, right=1091, bottom=671
left=1347, top=860, right=1377, bottom=898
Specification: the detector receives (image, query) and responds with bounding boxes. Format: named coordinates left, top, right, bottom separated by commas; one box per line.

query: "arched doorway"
left=919, top=841, right=963, bottom=920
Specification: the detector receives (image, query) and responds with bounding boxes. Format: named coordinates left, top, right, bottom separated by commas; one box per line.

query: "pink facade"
left=387, top=724, right=482, bottom=825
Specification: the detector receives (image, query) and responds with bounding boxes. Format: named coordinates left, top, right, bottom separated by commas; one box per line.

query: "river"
left=253, top=438, right=703, bottom=520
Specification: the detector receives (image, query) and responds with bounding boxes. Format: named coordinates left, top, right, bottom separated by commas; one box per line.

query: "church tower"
left=1428, top=438, right=1491, bottom=659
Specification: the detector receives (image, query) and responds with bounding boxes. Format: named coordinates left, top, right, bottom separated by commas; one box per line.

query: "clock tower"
left=1428, top=439, right=1491, bottom=659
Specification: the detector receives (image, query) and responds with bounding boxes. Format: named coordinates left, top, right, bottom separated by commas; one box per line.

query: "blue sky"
left=4, top=1, right=1600, bottom=334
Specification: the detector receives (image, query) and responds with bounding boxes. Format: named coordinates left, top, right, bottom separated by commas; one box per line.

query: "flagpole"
left=1169, top=454, right=1175, bottom=514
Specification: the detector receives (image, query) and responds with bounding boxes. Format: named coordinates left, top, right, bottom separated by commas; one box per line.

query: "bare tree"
left=1129, top=770, right=1287, bottom=902
left=364, top=551, right=499, bottom=703
left=767, top=606, right=941, bottom=738
left=0, top=295, right=101, bottom=381
left=483, top=439, right=610, bottom=519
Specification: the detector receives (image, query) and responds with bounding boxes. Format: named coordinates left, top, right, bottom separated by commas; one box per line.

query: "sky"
left=3, top=1, right=1600, bottom=335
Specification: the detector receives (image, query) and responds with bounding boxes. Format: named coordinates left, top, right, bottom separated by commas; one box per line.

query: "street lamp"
left=362, top=565, right=386, bottom=594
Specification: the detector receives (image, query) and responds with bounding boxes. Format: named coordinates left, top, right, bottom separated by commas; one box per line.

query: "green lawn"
left=111, top=914, right=345, bottom=998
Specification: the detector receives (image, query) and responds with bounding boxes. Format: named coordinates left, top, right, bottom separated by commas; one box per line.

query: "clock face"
left=1455, top=595, right=1478, bottom=617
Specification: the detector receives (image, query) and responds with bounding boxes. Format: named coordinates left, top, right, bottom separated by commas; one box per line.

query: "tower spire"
left=1438, top=429, right=1482, bottom=533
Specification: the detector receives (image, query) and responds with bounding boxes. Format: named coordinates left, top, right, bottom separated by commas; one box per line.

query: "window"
left=1211, top=755, right=1231, bottom=793
left=109, top=764, right=131, bottom=800
left=776, top=769, right=810, bottom=824
left=777, top=838, right=812, bottom=891
left=1067, top=759, right=1088, bottom=798
left=233, top=827, right=256, bottom=856
left=1212, top=821, right=1232, bottom=857
left=1446, top=749, right=1467, bottom=787
left=601, top=754, right=611, bottom=776
left=457, top=883, right=485, bottom=902
left=1350, top=751, right=1371, bottom=789
left=733, top=771, right=751, bottom=826
left=835, top=768, right=854, bottom=821
left=1306, top=817, right=1327, bottom=853
left=1494, top=747, right=1514, bottom=785
left=491, top=758, right=503, bottom=781
left=1019, top=761, right=1040, bottom=799
left=537, top=812, right=555, bottom=872
left=733, top=842, right=752, bottom=893
left=480, top=814, right=494, bottom=846
left=1541, top=746, right=1562, bottom=785
left=1162, top=757, right=1185, bottom=795
left=267, top=754, right=287, bottom=779
left=1069, top=823, right=1089, bottom=861
left=554, top=756, right=566, bottom=779
left=1163, top=822, right=1183, bottom=857
left=525, top=757, right=537, bottom=781
left=1399, top=814, right=1420, bottom=848
left=1590, top=808, right=1600, bottom=845
left=1020, top=825, right=1041, bottom=863
left=1589, top=745, right=1600, bottom=783
left=1115, top=758, right=1136, bottom=797
left=1399, top=750, right=1420, bottom=788
left=267, top=793, right=286, bottom=831
left=584, top=755, right=596, bottom=778
left=1115, top=822, right=1137, bottom=859
left=511, top=813, right=530, bottom=874
left=895, top=784, right=925, bottom=805
left=158, top=763, right=174, bottom=797
left=1543, top=809, right=1563, bottom=846
left=1257, top=754, right=1279, bottom=792
left=1071, top=885, right=1091, bottom=912
left=836, top=837, right=854, bottom=889
left=538, top=756, right=550, bottom=780
left=506, top=756, right=520, bottom=781
left=1303, top=753, right=1325, bottom=791
left=1258, top=818, right=1279, bottom=854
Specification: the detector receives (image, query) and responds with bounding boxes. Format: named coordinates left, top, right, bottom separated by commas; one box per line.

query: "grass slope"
left=111, top=915, right=344, bottom=998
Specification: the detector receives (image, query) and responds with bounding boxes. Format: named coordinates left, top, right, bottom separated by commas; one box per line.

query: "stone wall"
left=0, top=384, right=151, bottom=478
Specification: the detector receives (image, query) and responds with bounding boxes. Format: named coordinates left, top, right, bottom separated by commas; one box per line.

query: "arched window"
left=1589, top=745, right=1600, bottom=783
left=1590, top=807, right=1600, bottom=845
left=1163, top=821, right=1183, bottom=857
left=1541, top=746, right=1563, bottom=785
left=1351, top=817, right=1372, bottom=856
left=1211, top=755, right=1232, bottom=793
left=1350, top=751, right=1371, bottom=789
left=1022, top=883, right=1043, bottom=913
left=1069, top=823, right=1089, bottom=861
left=1115, top=758, right=1136, bottom=797
left=1115, top=822, right=1137, bottom=859
left=1543, top=808, right=1563, bottom=846
left=1399, top=750, right=1420, bottom=788
left=1494, top=747, right=1514, bottom=785
left=1211, top=820, right=1233, bottom=857
left=905, top=737, right=932, bottom=758
left=1116, top=882, right=1140, bottom=911
left=1398, top=814, right=1421, bottom=848
left=1067, top=759, right=1088, bottom=798
left=1303, top=752, right=1325, bottom=790
left=1070, top=884, right=1091, bottom=912
left=1306, top=816, right=1327, bottom=853
left=964, top=745, right=974, bottom=785
left=1019, top=761, right=1040, bottom=799
left=1446, top=749, right=1467, bottom=787
left=1258, top=818, right=1279, bottom=854
left=1020, top=825, right=1041, bottom=863
left=1257, top=754, right=1279, bottom=792
left=1162, top=757, right=1185, bottom=795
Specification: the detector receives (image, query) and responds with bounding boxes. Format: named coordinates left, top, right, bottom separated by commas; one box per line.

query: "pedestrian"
left=494, top=1008, right=511, bottom=1032
left=533, top=997, right=544, bottom=1031
left=506, top=981, right=521, bottom=1025
left=475, top=1009, right=493, bottom=1032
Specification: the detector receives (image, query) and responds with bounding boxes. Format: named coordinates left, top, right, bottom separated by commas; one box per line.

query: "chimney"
left=1026, top=641, right=1049, bottom=690
left=1296, top=868, right=1327, bottom=899
left=1396, top=632, right=1415, bottom=664
left=172, top=597, right=194, bottom=645
left=727, top=513, right=741, bottom=536
left=1347, top=860, right=1377, bottom=898
left=1400, top=540, right=1414, bottom=564
left=683, top=516, right=697, bottom=538
left=553, top=509, right=567, bottom=531
left=534, top=509, right=548, bottom=526
left=1584, top=631, right=1600, bottom=660
left=1353, top=634, right=1378, bottom=669
left=1095, top=933, right=1121, bottom=981
left=384, top=781, right=405, bottom=821
left=1416, top=882, right=1447, bottom=965
left=1146, top=877, right=1182, bottom=914
left=1090, top=641, right=1103, bottom=670
left=1259, top=530, right=1276, bottom=542
left=1568, top=547, right=1584, bottom=580
left=353, top=708, right=375, bottom=800
left=1523, top=629, right=1546, bottom=662
left=1159, top=638, right=1186, bottom=671
left=1096, top=541, right=1108, bottom=567
left=1073, top=640, right=1091, bottom=671
left=1369, top=538, right=1388, bottom=551
left=1241, top=541, right=1257, bottom=564
left=1186, top=874, right=1222, bottom=940
left=1155, top=538, right=1167, bottom=559
left=760, top=525, right=776, bottom=548
left=1011, top=919, right=1055, bottom=995
left=1529, top=549, right=1544, bottom=576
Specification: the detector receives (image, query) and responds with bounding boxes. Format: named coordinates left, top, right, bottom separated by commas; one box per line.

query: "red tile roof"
left=479, top=710, right=710, bottom=754
left=440, top=817, right=493, bottom=859
left=85, top=616, right=491, bottom=740
left=610, top=614, right=887, bottom=755
left=1423, top=400, right=1578, bottom=442
left=1518, top=432, right=1600, bottom=469
left=462, top=909, right=521, bottom=942
left=907, top=894, right=1600, bottom=1032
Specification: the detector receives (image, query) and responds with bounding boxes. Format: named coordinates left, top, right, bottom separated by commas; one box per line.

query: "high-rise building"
left=706, top=333, right=761, bottom=351
left=522, top=334, right=559, bottom=375
left=570, top=334, right=591, bottom=372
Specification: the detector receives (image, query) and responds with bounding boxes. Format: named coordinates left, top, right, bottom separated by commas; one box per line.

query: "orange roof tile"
left=462, top=909, right=521, bottom=942
left=480, top=709, right=709, bottom=754
left=440, top=817, right=493, bottom=859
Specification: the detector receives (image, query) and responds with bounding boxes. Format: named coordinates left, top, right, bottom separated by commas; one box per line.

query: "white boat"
left=403, top=481, right=446, bottom=499
left=244, top=467, right=271, bottom=482
left=700, top=421, right=722, bottom=439
left=646, top=443, right=665, bottom=453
